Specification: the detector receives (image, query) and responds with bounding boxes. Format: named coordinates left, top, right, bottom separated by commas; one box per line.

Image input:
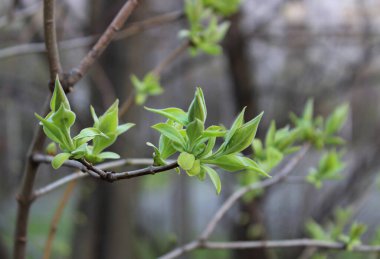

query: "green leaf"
left=303, top=99, right=314, bottom=121
left=35, top=113, right=66, bottom=147
left=90, top=106, right=99, bottom=125
left=178, top=152, right=195, bottom=171
left=145, top=107, right=188, bottom=125
left=74, top=127, right=108, bottom=140
left=188, top=87, right=207, bottom=122
left=92, top=133, right=117, bottom=155
left=198, top=137, right=216, bottom=158
left=116, top=123, right=135, bottom=136
left=186, top=119, right=204, bottom=147
left=97, top=152, right=120, bottom=160
left=202, top=125, right=226, bottom=137
left=50, top=104, right=76, bottom=129
left=131, top=73, right=163, bottom=105
left=204, top=154, right=268, bottom=176
left=152, top=123, right=186, bottom=147
left=325, top=103, right=349, bottom=135
left=96, top=100, right=119, bottom=134
left=223, top=112, right=263, bottom=155
left=202, top=165, right=221, bottom=194
left=265, top=121, right=276, bottom=148
left=50, top=75, right=70, bottom=111
left=51, top=153, right=71, bottom=169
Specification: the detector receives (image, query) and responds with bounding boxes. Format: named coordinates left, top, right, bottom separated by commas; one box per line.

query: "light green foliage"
left=202, top=0, right=241, bottom=16
left=306, top=207, right=367, bottom=251
left=290, top=100, right=349, bottom=149
left=339, top=223, right=367, bottom=250
left=36, top=76, right=134, bottom=168
left=146, top=87, right=267, bottom=194
left=130, top=73, right=163, bottom=105
left=306, top=207, right=353, bottom=242
left=180, top=0, right=231, bottom=56
left=252, top=121, right=300, bottom=172
left=307, top=150, right=345, bottom=188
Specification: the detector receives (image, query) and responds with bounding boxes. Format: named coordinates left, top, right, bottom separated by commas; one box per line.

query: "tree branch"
left=159, top=144, right=310, bottom=259
left=0, top=10, right=183, bottom=60
left=159, top=239, right=380, bottom=259
left=119, top=41, right=189, bottom=117
left=32, top=155, right=176, bottom=198
left=13, top=98, right=51, bottom=259
left=200, top=144, right=310, bottom=240
left=43, top=0, right=62, bottom=81
left=151, top=41, right=189, bottom=77
left=67, top=0, right=139, bottom=86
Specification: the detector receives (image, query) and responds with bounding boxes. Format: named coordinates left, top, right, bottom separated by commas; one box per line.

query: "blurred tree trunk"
left=225, top=12, right=269, bottom=259
left=71, top=1, right=139, bottom=258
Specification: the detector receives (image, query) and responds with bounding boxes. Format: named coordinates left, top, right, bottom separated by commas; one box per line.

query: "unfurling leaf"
left=52, top=153, right=71, bottom=169
left=202, top=165, right=221, bottom=194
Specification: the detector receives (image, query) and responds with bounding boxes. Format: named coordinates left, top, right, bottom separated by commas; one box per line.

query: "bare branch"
left=159, top=239, right=380, bottom=259
left=151, top=41, right=189, bottom=77
left=77, top=158, right=178, bottom=182
left=13, top=98, right=51, bottom=259
left=67, top=0, right=139, bottom=86
left=0, top=10, right=183, bottom=60
left=119, top=41, right=189, bottom=117
left=43, top=0, right=62, bottom=81
left=33, top=155, right=176, bottom=197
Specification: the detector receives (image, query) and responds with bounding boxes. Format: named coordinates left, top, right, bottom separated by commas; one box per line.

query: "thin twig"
left=67, top=0, right=138, bottom=86
left=0, top=10, right=183, bottom=60
left=151, top=41, right=189, bottom=77
left=159, top=238, right=380, bottom=259
left=200, top=144, right=310, bottom=240
left=42, top=180, right=77, bottom=259
left=77, top=159, right=178, bottom=182
left=43, top=0, right=62, bottom=81
left=33, top=155, right=175, bottom=197
left=159, top=145, right=310, bottom=259
left=119, top=41, right=189, bottom=117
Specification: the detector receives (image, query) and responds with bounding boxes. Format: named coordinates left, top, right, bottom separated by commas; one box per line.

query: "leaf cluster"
left=290, top=99, right=349, bottom=149
left=130, top=73, right=163, bottom=105
left=180, top=0, right=231, bottom=56
left=146, top=87, right=267, bottom=194
left=36, top=76, right=134, bottom=169
left=306, top=207, right=367, bottom=250
left=307, top=150, right=345, bottom=188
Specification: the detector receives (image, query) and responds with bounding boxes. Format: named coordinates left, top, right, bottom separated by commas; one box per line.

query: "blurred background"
left=1, top=0, right=380, bottom=258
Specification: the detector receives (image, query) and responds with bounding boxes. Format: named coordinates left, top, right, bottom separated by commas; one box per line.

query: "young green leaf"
left=145, top=107, right=189, bottom=125
left=203, top=154, right=267, bottom=176
left=50, top=75, right=70, bottom=111
left=97, top=152, right=120, bottom=160
left=223, top=112, right=263, bottom=155
left=116, top=123, right=135, bottom=136
left=202, top=165, right=221, bottom=194
left=51, top=152, right=71, bottom=169
left=186, top=119, right=204, bottom=147
left=325, top=103, right=349, bottom=135
left=152, top=123, right=186, bottom=147
left=188, top=87, right=207, bottom=122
